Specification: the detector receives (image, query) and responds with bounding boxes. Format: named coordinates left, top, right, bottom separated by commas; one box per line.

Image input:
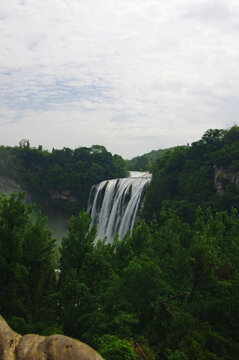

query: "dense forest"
left=143, top=126, right=239, bottom=221
left=0, top=126, right=239, bottom=359
left=0, top=141, right=128, bottom=214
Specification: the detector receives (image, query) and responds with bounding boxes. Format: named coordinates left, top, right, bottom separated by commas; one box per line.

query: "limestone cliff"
left=214, top=166, right=239, bottom=196
left=0, top=315, right=104, bottom=360
left=0, top=176, right=27, bottom=199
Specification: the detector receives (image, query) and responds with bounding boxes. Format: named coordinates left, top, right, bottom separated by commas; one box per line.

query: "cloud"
left=0, top=0, right=239, bottom=158
left=182, top=0, right=237, bottom=24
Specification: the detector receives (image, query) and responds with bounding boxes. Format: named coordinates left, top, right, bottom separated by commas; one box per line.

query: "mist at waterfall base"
left=87, top=172, right=151, bottom=243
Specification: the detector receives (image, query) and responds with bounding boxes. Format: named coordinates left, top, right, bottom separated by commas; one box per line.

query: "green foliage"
left=0, top=143, right=128, bottom=216
left=143, top=126, right=239, bottom=221
left=60, top=211, right=96, bottom=277
left=1, top=126, right=239, bottom=360
left=60, top=204, right=238, bottom=358
left=0, top=193, right=31, bottom=318
left=126, top=148, right=174, bottom=171
left=59, top=210, right=100, bottom=339
left=165, top=349, right=189, bottom=360
left=0, top=193, right=57, bottom=334
left=97, top=335, right=137, bottom=360
left=1, top=191, right=239, bottom=359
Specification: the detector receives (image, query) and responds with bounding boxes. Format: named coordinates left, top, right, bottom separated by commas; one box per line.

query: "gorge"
left=87, top=171, right=151, bottom=242
left=1, top=127, right=239, bottom=359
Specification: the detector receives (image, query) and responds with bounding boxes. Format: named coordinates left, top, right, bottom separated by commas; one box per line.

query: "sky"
left=0, top=0, right=239, bottom=159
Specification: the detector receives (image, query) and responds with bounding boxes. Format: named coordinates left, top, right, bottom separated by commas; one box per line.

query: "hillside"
left=0, top=143, right=128, bottom=241
left=125, top=147, right=175, bottom=171
left=0, top=142, right=128, bottom=216
left=143, top=126, right=239, bottom=221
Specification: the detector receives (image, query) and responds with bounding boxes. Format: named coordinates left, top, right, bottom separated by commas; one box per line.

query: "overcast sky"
left=0, top=0, right=239, bottom=158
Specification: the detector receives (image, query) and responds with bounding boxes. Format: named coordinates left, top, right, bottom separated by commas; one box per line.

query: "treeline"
left=0, top=141, right=128, bottom=214
left=143, top=126, right=239, bottom=222
left=0, top=193, right=239, bottom=359
left=125, top=148, right=174, bottom=171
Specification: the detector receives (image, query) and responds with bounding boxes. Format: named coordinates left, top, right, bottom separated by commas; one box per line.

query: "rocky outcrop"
left=214, top=166, right=239, bottom=196
left=0, top=176, right=25, bottom=198
left=0, top=315, right=104, bottom=360
left=0, top=316, right=21, bottom=360
left=50, top=190, right=77, bottom=203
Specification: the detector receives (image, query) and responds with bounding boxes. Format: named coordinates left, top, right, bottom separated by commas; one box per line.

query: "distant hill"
left=125, top=147, right=175, bottom=171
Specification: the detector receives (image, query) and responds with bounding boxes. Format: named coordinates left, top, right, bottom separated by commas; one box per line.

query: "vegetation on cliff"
left=125, top=148, right=174, bottom=172
left=0, top=142, right=128, bottom=215
left=143, top=126, right=239, bottom=222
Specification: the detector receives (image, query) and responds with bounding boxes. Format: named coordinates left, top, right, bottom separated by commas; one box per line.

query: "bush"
left=97, top=334, right=137, bottom=360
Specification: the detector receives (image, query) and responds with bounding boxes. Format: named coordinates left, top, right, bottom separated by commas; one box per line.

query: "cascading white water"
left=87, top=172, right=151, bottom=242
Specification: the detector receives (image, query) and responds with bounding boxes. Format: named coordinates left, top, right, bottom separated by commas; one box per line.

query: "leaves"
left=0, top=193, right=57, bottom=330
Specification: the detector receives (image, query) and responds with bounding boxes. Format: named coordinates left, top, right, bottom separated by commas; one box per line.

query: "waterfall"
left=87, top=171, right=151, bottom=242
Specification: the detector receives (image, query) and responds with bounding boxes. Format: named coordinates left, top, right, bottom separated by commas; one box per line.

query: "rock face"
left=0, top=316, right=21, bottom=360
left=214, top=166, right=239, bottom=196
left=0, top=315, right=104, bottom=360
left=0, top=176, right=25, bottom=198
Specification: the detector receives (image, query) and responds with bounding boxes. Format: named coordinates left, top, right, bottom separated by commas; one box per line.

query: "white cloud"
left=0, top=0, right=239, bottom=158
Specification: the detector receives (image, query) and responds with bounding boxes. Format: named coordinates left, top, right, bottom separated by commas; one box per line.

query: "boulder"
left=0, top=316, right=21, bottom=360
left=0, top=315, right=104, bottom=360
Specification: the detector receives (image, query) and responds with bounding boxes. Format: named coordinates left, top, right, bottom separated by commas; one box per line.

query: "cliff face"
left=0, top=176, right=26, bottom=198
left=214, top=166, right=239, bottom=196
left=0, top=315, right=104, bottom=360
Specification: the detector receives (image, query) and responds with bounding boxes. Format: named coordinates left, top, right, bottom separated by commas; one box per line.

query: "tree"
left=0, top=193, right=57, bottom=334
left=0, top=193, right=30, bottom=318
left=97, top=334, right=137, bottom=360
left=60, top=210, right=96, bottom=277
left=59, top=211, right=98, bottom=338
left=201, top=128, right=225, bottom=150
left=22, top=212, right=57, bottom=328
